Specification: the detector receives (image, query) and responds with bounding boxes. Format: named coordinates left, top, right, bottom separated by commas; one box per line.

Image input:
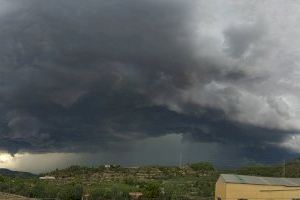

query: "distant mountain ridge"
left=0, top=168, right=36, bottom=178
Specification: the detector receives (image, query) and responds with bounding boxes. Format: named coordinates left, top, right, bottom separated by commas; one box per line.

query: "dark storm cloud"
left=224, top=22, right=266, bottom=58
left=0, top=0, right=299, bottom=161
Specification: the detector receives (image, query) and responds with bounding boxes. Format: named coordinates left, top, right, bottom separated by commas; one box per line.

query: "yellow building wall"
left=225, top=183, right=300, bottom=200
left=215, top=177, right=227, bottom=200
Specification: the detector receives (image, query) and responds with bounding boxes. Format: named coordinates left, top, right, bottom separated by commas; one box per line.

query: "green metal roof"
left=220, top=174, right=300, bottom=187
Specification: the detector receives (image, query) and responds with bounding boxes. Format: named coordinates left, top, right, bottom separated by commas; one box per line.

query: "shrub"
left=190, top=162, right=214, bottom=172
left=143, top=182, right=161, bottom=198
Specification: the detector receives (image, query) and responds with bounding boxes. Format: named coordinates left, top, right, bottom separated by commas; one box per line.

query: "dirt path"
left=0, top=192, right=33, bottom=200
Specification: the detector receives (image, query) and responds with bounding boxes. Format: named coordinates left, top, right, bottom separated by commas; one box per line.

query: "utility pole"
left=283, top=159, right=286, bottom=177
left=179, top=152, right=182, bottom=168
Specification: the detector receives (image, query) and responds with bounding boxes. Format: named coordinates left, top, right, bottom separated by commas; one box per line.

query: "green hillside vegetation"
left=0, top=159, right=299, bottom=200
left=0, top=168, right=36, bottom=179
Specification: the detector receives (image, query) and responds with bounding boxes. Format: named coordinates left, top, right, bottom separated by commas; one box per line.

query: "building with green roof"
left=215, top=174, right=300, bottom=200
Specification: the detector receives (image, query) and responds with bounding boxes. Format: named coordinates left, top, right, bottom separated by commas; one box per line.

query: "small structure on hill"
left=105, top=164, right=111, bottom=169
left=216, top=174, right=300, bottom=200
left=82, top=193, right=90, bottom=200
left=39, top=176, right=56, bottom=180
left=129, top=192, right=143, bottom=199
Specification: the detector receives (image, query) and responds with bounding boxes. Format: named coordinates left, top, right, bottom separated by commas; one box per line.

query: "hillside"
left=0, top=163, right=217, bottom=200
left=235, top=159, right=300, bottom=177
left=0, top=169, right=36, bottom=179
left=0, top=159, right=300, bottom=200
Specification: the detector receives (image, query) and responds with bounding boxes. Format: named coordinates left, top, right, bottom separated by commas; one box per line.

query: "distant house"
left=216, top=174, right=300, bottom=200
left=39, top=176, right=56, bottom=180
left=105, top=164, right=111, bottom=169
left=125, top=166, right=140, bottom=169
left=129, top=192, right=143, bottom=199
left=82, top=193, right=90, bottom=200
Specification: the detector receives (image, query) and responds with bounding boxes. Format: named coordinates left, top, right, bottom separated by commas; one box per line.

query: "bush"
left=0, top=175, right=5, bottom=182
left=190, top=162, right=214, bottom=172
left=143, top=182, right=161, bottom=198
left=57, top=184, right=83, bottom=200
left=90, top=188, right=108, bottom=200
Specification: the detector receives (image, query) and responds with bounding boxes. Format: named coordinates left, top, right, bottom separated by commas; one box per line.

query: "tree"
left=190, top=162, right=214, bottom=172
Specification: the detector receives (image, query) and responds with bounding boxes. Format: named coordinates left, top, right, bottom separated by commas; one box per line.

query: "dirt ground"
left=0, top=192, right=32, bottom=200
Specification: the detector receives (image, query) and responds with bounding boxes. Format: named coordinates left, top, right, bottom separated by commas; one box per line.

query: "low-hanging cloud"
left=0, top=0, right=300, bottom=162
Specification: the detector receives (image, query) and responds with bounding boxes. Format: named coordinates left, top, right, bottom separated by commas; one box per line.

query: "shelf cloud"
left=0, top=0, right=300, bottom=163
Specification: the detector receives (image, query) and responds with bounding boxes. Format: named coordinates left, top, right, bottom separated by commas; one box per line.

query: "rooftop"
left=220, top=174, right=300, bottom=187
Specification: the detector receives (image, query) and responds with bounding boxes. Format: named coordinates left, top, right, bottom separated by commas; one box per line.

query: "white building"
left=104, top=164, right=111, bottom=168
left=39, top=176, right=56, bottom=180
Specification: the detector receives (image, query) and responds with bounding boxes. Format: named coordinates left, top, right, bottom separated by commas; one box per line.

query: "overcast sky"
left=1, top=0, right=300, bottom=173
